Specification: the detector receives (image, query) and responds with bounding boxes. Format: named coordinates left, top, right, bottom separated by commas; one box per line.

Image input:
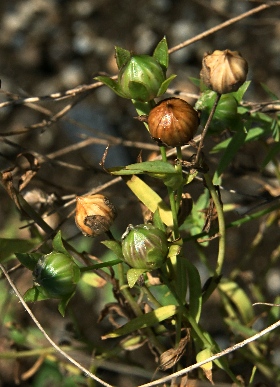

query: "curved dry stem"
left=137, top=313, right=280, bottom=387
left=0, top=263, right=114, bottom=387
left=168, top=2, right=280, bottom=54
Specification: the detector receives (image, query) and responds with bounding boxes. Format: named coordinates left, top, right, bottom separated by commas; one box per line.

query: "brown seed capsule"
left=147, top=98, right=199, bottom=147
left=75, top=194, right=117, bottom=237
left=200, top=49, right=248, bottom=94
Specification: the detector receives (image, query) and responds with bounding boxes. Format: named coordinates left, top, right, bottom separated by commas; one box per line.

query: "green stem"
left=175, top=146, right=183, bottom=213
left=195, top=93, right=221, bottom=165
left=160, top=145, right=180, bottom=239
left=0, top=346, right=72, bottom=359
left=117, top=263, right=165, bottom=354
left=80, top=259, right=122, bottom=272
left=203, top=173, right=225, bottom=276
left=142, top=285, right=163, bottom=309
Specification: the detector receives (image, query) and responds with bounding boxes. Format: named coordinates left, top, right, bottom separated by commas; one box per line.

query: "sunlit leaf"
left=153, top=36, right=169, bottom=70
left=127, top=268, right=146, bottom=288
left=125, top=175, right=173, bottom=227
left=115, top=46, right=131, bottom=69
left=102, top=305, right=177, bottom=339
left=82, top=272, right=106, bottom=288
left=109, top=160, right=177, bottom=175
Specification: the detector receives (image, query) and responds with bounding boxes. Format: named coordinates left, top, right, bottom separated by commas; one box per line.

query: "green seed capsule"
left=121, top=224, right=168, bottom=270
left=33, top=252, right=80, bottom=299
left=118, top=55, right=166, bottom=102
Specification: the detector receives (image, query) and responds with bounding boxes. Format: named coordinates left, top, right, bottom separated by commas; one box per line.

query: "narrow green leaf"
left=261, top=141, right=280, bottom=169
left=16, top=252, right=41, bottom=271
left=0, top=238, right=40, bottom=261
left=260, top=82, right=279, bottom=100
left=58, top=295, right=74, bottom=317
left=149, top=284, right=179, bottom=306
left=127, top=268, right=146, bottom=288
left=219, top=280, right=254, bottom=324
left=103, top=305, right=177, bottom=338
left=101, top=240, right=123, bottom=259
left=52, top=231, right=72, bottom=259
left=128, top=81, right=150, bottom=102
left=271, top=118, right=280, bottom=141
left=152, top=209, right=166, bottom=232
left=196, top=348, right=213, bottom=370
left=23, top=287, right=49, bottom=302
left=231, top=81, right=251, bottom=103
left=115, top=46, right=131, bottom=69
left=94, top=76, right=125, bottom=97
left=186, top=260, right=202, bottom=323
left=211, top=127, right=266, bottom=153
left=125, top=175, right=173, bottom=227
left=215, top=129, right=247, bottom=177
left=188, top=77, right=201, bottom=88
left=157, top=74, right=177, bottom=96
left=132, top=100, right=154, bottom=117
left=153, top=36, right=169, bottom=70
left=224, top=318, right=257, bottom=337
left=109, top=160, right=176, bottom=175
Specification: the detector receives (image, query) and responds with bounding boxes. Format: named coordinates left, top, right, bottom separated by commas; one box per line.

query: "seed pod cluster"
left=75, top=194, right=117, bottom=237
left=148, top=98, right=199, bottom=147
left=200, top=49, right=248, bottom=94
left=121, top=224, right=168, bottom=270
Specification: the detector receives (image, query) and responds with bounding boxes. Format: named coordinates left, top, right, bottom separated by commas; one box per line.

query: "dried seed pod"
left=121, top=224, right=168, bottom=270
left=200, top=49, right=248, bottom=94
left=148, top=98, right=199, bottom=147
left=75, top=194, right=117, bottom=237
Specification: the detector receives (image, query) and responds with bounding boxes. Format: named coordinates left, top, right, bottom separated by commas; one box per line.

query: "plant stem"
left=195, top=93, right=221, bottom=165
left=203, top=173, right=225, bottom=276
left=80, top=259, right=122, bottom=272
left=117, top=263, right=165, bottom=354
left=142, top=285, right=163, bottom=309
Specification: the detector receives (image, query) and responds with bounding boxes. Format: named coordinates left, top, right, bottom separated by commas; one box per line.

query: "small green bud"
left=118, top=55, right=166, bottom=101
left=95, top=37, right=176, bottom=103
left=121, top=224, right=168, bottom=270
left=33, top=252, right=80, bottom=299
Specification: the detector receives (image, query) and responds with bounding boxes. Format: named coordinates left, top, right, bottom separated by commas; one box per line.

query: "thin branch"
left=137, top=315, right=280, bottom=387
left=0, top=263, right=114, bottom=387
left=168, top=2, right=280, bottom=54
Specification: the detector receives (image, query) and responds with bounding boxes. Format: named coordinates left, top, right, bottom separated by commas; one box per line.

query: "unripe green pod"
left=33, top=252, right=80, bottom=299
left=118, top=55, right=166, bottom=102
left=121, top=224, right=168, bottom=270
left=196, top=91, right=238, bottom=133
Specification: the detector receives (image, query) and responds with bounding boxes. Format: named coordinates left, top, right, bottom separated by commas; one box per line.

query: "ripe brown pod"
left=200, top=49, right=248, bottom=94
left=147, top=98, right=199, bottom=147
left=75, top=194, right=117, bottom=237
